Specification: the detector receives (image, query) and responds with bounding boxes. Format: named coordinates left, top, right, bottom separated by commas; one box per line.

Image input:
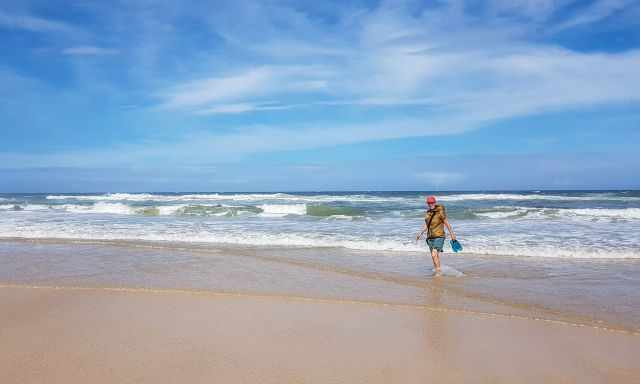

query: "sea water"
left=1, top=191, right=639, bottom=331
left=1, top=191, right=638, bottom=259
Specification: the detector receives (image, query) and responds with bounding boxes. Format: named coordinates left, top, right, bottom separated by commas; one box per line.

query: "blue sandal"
left=450, top=239, right=463, bottom=253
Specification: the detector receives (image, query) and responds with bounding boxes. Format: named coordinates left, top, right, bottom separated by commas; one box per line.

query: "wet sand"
left=2, top=239, right=639, bottom=332
left=1, top=285, right=639, bottom=384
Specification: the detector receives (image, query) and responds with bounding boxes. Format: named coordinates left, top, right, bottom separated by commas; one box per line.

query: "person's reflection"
left=423, top=275, right=451, bottom=374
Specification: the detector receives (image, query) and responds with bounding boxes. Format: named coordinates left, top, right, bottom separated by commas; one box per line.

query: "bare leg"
left=431, top=248, right=441, bottom=273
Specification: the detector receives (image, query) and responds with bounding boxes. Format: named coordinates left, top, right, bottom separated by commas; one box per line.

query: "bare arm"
left=444, top=218, right=456, bottom=241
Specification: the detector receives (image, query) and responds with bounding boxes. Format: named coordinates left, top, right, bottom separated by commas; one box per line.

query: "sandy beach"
left=1, top=284, right=639, bottom=384
left=2, top=0, right=639, bottom=377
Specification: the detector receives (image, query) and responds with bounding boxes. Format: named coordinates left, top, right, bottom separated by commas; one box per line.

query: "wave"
left=62, top=202, right=133, bottom=215
left=472, top=207, right=640, bottom=220
left=258, top=204, right=307, bottom=217
left=43, top=192, right=640, bottom=208
left=567, top=208, right=640, bottom=220
left=306, top=205, right=364, bottom=217
left=176, top=205, right=262, bottom=217
left=439, top=193, right=639, bottom=202
left=4, top=202, right=365, bottom=218
left=44, top=192, right=411, bottom=204
left=46, top=193, right=226, bottom=202
left=0, top=204, right=26, bottom=211
left=0, top=203, right=53, bottom=212
left=45, top=192, right=314, bottom=202
left=1, top=230, right=638, bottom=259
left=7, top=202, right=640, bottom=222
left=473, top=208, right=530, bottom=219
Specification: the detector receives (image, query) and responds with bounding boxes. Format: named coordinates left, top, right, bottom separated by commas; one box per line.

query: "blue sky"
left=1, top=0, right=639, bottom=192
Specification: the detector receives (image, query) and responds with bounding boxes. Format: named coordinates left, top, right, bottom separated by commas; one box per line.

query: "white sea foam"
left=474, top=209, right=530, bottom=219
left=258, top=204, right=307, bottom=217
left=62, top=202, right=133, bottom=215
left=9, top=201, right=640, bottom=223
left=475, top=206, right=640, bottom=220
left=45, top=193, right=299, bottom=202
left=45, top=192, right=411, bottom=204
left=5, top=192, right=640, bottom=260
left=327, top=214, right=356, bottom=220
left=434, top=265, right=464, bottom=277
left=156, top=205, right=187, bottom=215
left=45, top=192, right=639, bottom=205
left=566, top=208, right=640, bottom=220
left=1, top=225, right=638, bottom=259
left=439, top=193, right=637, bottom=202
left=46, top=193, right=158, bottom=201
left=0, top=204, right=50, bottom=211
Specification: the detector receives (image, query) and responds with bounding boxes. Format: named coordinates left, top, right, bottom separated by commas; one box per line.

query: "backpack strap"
left=426, top=210, right=436, bottom=238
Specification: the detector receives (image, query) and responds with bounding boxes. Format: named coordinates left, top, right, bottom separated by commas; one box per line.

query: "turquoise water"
left=1, top=191, right=639, bottom=258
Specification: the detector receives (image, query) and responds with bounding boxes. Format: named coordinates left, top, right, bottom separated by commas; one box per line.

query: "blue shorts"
left=426, top=237, right=445, bottom=252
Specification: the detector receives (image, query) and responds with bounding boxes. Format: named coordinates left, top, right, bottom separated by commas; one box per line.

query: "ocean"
left=2, top=191, right=639, bottom=331
left=1, top=190, right=639, bottom=259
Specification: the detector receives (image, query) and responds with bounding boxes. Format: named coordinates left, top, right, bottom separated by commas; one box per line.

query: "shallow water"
left=1, top=239, right=638, bottom=332
left=2, top=191, right=639, bottom=331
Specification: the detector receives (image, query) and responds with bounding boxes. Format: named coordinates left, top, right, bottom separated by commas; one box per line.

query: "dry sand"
left=1, top=285, right=638, bottom=384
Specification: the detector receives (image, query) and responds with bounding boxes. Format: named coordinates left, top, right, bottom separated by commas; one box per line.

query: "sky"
left=0, top=0, right=639, bottom=192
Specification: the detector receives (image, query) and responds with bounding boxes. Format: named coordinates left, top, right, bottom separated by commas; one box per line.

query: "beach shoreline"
left=2, top=284, right=638, bottom=383
left=1, top=237, right=639, bottom=382
left=2, top=238, right=639, bottom=332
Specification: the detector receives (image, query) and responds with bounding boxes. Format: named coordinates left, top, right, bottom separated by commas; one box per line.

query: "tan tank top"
left=425, top=204, right=446, bottom=238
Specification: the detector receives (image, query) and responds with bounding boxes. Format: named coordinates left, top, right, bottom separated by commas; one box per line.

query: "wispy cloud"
left=160, top=67, right=276, bottom=109
left=555, top=0, right=634, bottom=30
left=0, top=116, right=471, bottom=170
left=158, top=66, right=332, bottom=111
left=62, top=46, right=119, bottom=56
left=2, top=0, right=640, bottom=181
left=195, top=102, right=292, bottom=115
left=0, top=10, right=76, bottom=34
left=149, top=0, right=640, bottom=125
left=415, top=171, right=466, bottom=187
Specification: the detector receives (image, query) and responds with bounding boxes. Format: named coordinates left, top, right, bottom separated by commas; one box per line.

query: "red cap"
left=426, top=196, right=436, bottom=204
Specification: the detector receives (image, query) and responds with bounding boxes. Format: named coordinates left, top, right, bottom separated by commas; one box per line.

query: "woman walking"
left=416, top=196, right=456, bottom=274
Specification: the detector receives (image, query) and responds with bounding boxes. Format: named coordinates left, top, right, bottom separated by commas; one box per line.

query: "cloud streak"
left=555, top=0, right=634, bottom=30
left=62, top=46, right=119, bottom=56
left=0, top=10, right=77, bottom=34
left=1, top=0, right=639, bottom=188
left=158, top=66, right=331, bottom=111
left=150, top=0, right=640, bottom=127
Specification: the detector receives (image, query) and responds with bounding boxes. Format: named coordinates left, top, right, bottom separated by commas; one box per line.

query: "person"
left=416, top=195, right=456, bottom=274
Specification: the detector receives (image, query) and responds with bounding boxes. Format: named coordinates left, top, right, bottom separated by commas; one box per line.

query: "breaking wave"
left=439, top=193, right=639, bottom=202
left=472, top=207, right=640, bottom=220
left=3, top=202, right=368, bottom=218
left=3, top=191, right=639, bottom=260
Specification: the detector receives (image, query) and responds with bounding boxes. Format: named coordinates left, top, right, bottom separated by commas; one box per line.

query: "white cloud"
left=62, top=46, right=119, bottom=56
left=160, top=67, right=275, bottom=109
left=249, top=39, right=350, bottom=58
left=555, top=0, right=634, bottom=30
left=151, top=0, right=640, bottom=126
left=415, top=171, right=466, bottom=187
left=0, top=10, right=76, bottom=34
left=0, top=117, right=471, bottom=169
left=195, top=102, right=293, bottom=115
left=3, top=0, right=640, bottom=170
left=158, top=66, right=333, bottom=110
